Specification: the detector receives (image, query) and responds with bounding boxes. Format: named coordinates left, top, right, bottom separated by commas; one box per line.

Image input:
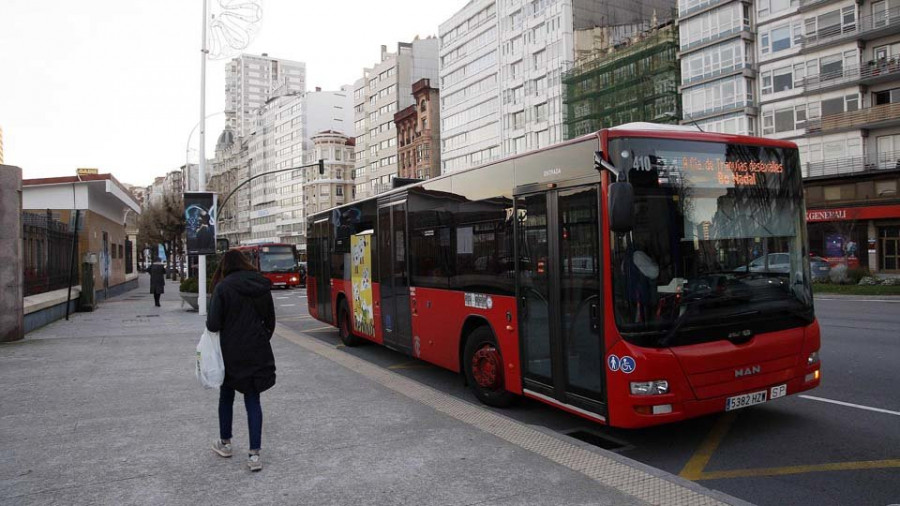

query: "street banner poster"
left=351, top=232, right=375, bottom=337
left=185, top=192, right=217, bottom=255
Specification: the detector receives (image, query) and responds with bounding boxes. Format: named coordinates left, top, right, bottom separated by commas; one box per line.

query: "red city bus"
left=306, top=124, right=821, bottom=428
left=234, top=243, right=303, bottom=288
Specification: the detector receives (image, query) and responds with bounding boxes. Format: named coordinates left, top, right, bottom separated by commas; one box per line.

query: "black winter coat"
left=206, top=270, right=276, bottom=394
left=149, top=263, right=166, bottom=294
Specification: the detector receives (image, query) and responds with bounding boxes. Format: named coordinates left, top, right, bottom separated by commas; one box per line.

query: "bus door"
left=377, top=197, right=412, bottom=353
left=515, top=183, right=606, bottom=416
left=312, top=219, right=333, bottom=323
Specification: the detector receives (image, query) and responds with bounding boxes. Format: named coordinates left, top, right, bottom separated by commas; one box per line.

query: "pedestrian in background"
left=148, top=257, right=166, bottom=307
left=206, top=250, right=276, bottom=472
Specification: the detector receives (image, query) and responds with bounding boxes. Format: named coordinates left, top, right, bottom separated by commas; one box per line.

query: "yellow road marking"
left=388, top=360, right=432, bottom=370
left=679, top=413, right=737, bottom=480
left=680, top=412, right=900, bottom=481
left=695, top=459, right=900, bottom=480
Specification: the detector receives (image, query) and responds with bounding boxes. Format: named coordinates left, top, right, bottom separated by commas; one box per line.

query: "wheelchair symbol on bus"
left=620, top=356, right=636, bottom=374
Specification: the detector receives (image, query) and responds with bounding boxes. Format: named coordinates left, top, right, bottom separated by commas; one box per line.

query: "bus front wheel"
left=464, top=327, right=517, bottom=408
left=338, top=299, right=362, bottom=347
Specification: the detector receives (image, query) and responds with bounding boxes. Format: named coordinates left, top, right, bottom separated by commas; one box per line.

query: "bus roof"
left=311, top=124, right=799, bottom=217
left=607, top=122, right=798, bottom=150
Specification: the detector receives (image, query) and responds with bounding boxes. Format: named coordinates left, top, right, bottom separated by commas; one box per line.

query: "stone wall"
left=0, top=165, right=23, bottom=342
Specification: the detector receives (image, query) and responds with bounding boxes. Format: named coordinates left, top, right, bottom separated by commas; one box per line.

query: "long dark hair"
left=210, top=249, right=257, bottom=290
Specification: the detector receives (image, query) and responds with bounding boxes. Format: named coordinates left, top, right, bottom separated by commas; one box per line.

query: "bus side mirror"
left=608, top=182, right=634, bottom=233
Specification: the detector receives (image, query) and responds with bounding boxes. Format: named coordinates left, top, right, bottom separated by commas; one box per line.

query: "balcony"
left=800, top=24, right=858, bottom=52
left=802, top=58, right=900, bottom=93
left=807, top=102, right=900, bottom=133
left=804, top=149, right=900, bottom=178
left=859, top=6, right=900, bottom=40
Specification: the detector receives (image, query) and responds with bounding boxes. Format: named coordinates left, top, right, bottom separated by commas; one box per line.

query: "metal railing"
left=802, top=7, right=900, bottom=50
left=803, top=58, right=900, bottom=92
left=23, top=212, right=77, bottom=297
left=807, top=102, right=900, bottom=133
left=805, top=149, right=900, bottom=178
left=859, top=6, right=900, bottom=36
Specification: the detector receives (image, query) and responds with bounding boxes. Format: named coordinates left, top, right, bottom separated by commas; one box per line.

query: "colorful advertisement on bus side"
left=351, top=233, right=375, bottom=337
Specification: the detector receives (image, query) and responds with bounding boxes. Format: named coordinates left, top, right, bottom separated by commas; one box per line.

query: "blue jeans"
left=218, top=385, right=262, bottom=451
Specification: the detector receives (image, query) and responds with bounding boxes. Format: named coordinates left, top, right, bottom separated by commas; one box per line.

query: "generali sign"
left=806, top=205, right=900, bottom=223
left=807, top=209, right=849, bottom=221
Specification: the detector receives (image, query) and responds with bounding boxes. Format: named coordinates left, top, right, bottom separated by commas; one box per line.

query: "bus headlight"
left=290, top=276, right=298, bottom=282
left=630, top=380, right=669, bottom=395
left=807, top=351, right=819, bottom=365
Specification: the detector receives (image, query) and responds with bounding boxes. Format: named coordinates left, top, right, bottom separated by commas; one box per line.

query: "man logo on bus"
left=608, top=355, right=620, bottom=372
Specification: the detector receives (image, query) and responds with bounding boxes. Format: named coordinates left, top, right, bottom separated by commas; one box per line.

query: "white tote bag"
left=195, top=329, right=225, bottom=389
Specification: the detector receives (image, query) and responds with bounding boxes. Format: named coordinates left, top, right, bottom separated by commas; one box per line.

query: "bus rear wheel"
left=338, top=300, right=362, bottom=347
left=464, top=327, right=516, bottom=408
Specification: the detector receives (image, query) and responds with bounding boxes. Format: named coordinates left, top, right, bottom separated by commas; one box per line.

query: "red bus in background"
left=234, top=243, right=303, bottom=288
left=306, top=123, right=821, bottom=428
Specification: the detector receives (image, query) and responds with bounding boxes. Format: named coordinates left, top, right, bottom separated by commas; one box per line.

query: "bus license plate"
left=726, top=390, right=767, bottom=411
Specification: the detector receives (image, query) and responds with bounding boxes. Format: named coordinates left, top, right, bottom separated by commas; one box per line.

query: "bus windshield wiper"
left=657, top=293, right=756, bottom=347
left=656, top=293, right=717, bottom=347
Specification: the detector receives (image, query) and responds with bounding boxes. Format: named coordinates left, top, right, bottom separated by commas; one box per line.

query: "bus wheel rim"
left=472, top=345, right=501, bottom=390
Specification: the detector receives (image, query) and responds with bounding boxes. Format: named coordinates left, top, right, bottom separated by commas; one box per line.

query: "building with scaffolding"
left=563, top=22, right=680, bottom=139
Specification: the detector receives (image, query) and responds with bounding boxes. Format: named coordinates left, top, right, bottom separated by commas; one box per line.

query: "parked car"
left=734, top=253, right=791, bottom=274
left=809, top=256, right=831, bottom=281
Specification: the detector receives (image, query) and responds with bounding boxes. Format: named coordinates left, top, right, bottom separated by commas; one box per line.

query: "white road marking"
left=296, top=295, right=307, bottom=298
left=280, top=304, right=297, bottom=307
left=276, top=297, right=290, bottom=299
left=816, top=298, right=900, bottom=303
left=799, top=395, right=900, bottom=417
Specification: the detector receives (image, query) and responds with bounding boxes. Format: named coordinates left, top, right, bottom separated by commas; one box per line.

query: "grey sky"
left=1, top=0, right=461, bottom=187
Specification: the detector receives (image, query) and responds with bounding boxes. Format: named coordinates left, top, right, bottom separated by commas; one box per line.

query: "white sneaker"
left=212, top=439, right=232, bottom=458
left=248, top=453, right=262, bottom=472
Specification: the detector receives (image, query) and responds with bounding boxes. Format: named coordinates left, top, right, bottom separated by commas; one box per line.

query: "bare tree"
left=136, top=193, right=185, bottom=280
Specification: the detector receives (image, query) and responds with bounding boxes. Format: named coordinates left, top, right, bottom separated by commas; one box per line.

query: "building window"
left=874, top=87, right=900, bottom=106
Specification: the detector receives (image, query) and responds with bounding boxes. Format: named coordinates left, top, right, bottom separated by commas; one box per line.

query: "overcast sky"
left=1, top=0, right=462, bottom=187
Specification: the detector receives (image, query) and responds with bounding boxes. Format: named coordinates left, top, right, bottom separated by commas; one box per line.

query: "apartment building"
left=394, top=78, right=441, bottom=180
left=225, top=53, right=306, bottom=137
left=677, top=0, right=757, bottom=134
left=303, top=131, right=356, bottom=222
left=439, top=0, right=675, bottom=174
left=352, top=39, right=440, bottom=200
left=563, top=22, right=681, bottom=138
left=752, top=0, right=900, bottom=272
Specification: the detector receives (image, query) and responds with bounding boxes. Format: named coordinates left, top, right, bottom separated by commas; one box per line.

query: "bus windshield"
left=259, top=246, right=298, bottom=273
left=608, top=137, right=813, bottom=347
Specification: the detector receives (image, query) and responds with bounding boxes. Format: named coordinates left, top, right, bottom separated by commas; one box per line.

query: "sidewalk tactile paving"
left=276, top=325, right=737, bottom=506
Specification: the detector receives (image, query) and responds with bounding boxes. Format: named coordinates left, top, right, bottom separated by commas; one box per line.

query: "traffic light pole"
left=216, top=159, right=325, bottom=230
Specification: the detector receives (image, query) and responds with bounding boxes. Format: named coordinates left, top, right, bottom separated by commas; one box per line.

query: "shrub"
left=846, top=266, right=871, bottom=285
left=180, top=277, right=199, bottom=293
left=828, top=264, right=849, bottom=284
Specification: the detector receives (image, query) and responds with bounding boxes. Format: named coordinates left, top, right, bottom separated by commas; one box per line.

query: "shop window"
left=880, top=226, right=900, bottom=271
left=824, top=186, right=841, bottom=200
left=875, top=180, right=897, bottom=196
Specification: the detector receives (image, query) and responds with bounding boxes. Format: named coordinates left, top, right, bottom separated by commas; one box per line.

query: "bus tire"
left=338, top=299, right=362, bottom=347
left=463, top=326, right=517, bottom=408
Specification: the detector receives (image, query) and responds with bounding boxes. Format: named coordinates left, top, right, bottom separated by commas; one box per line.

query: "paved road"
left=272, top=288, right=900, bottom=506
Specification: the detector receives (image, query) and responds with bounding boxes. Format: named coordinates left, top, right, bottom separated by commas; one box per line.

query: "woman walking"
left=206, top=250, right=276, bottom=472
left=148, top=257, right=166, bottom=307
